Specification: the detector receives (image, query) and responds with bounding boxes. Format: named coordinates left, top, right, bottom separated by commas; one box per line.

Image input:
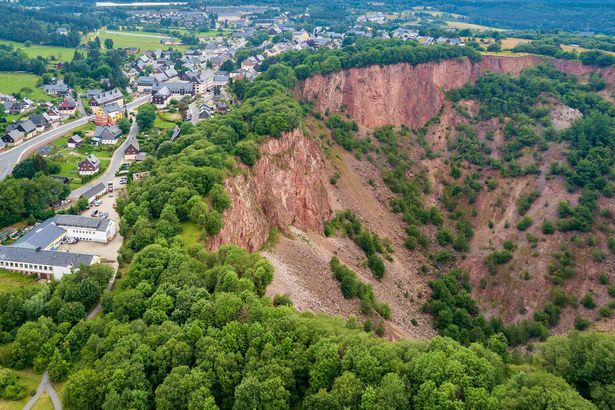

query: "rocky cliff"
left=299, top=55, right=615, bottom=129
left=208, top=128, right=331, bottom=251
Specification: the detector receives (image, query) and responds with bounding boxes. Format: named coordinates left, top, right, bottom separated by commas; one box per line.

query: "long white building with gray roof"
left=0, top=246, right=98, bottom=280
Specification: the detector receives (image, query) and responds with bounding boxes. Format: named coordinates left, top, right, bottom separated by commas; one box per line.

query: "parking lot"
left=57, top=180, right=124, bottom=268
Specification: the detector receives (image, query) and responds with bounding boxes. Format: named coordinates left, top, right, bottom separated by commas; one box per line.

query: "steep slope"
left=300, top=55, right=615, bottom=130
left=208, top=128, right=331, bottom=252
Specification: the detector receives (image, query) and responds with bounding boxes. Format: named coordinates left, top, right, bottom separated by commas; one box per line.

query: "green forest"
left=0, top=31, right=615, bottom=409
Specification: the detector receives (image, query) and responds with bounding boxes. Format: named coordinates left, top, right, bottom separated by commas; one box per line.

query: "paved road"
left=70, top=119, right=140, bottom=200
left=0, top=117, right=91, bottom=180
left=0, top=95, right=150, bottom=181
left=188, top=101, right=199, bottom=125
left=23, top=371, right=62, bottom=410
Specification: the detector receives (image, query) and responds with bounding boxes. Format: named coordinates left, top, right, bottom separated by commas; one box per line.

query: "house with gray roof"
left=78, top=154, right=101, bottom=175
left=93, top=125, right=122, bottom=145
left=0, top=245, right=98, bottom=280
left=80, top=183, right=106, bottom=204
left=12, top=220, right=66, bottom=251
left=43, top=83, right=69, bottom=96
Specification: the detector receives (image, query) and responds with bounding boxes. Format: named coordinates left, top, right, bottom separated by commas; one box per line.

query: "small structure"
left=80, top=183, right=106, bottom=204
left=67, top=135, right=83, bottom=149
left=78, top=154, right=101, bottom=176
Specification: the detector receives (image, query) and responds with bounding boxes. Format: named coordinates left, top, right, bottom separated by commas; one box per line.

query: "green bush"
left=517, top=216, right=534, bottom=231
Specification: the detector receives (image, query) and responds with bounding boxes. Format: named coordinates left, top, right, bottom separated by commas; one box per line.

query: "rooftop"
left=0, top=245, right=96, bottom=267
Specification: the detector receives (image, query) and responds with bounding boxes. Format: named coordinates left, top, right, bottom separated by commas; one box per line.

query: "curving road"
left=0, top=95, right=151, bottom=181
left=70, top=119, right=140, bottom=200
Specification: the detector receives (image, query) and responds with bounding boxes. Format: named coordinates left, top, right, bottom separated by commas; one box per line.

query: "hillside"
left=202, top=55, right=615, bottom=342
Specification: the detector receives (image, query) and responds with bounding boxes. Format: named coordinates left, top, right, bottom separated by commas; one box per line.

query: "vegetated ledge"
left=299, top=54, right=615, bottom=130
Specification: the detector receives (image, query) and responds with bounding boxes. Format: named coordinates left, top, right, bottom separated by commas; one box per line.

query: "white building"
left=53, top=215, right=117, bottom=243
left=0, top=245, right=99, bottom=280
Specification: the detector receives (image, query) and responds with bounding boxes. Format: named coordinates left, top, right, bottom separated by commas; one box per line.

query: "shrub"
left=517, top=216, right=533, bottom=231
left=367, top=255, right=385, bottom=280
left=581, top=294, right=596, bottom=309
left=574, top=317, right=591, bottom=331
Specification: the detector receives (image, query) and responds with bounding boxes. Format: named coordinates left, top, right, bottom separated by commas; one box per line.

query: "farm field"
left=0, top=72, right=49, bottom=100
left=0, top=39, right=77, bottom=60
left=445, top=20, right=505, bottom=31
left=501, top=37, right=532, bottom=49
left=0, top=268, right=39, bottom=292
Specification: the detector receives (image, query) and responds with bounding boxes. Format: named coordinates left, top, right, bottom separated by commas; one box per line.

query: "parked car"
left=91, top=209, right=99, bottom=217
left=93, top=199, right=102, bottom=206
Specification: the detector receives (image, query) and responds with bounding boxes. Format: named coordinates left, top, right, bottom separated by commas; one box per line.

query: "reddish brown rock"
left=299, top=55, right=615, bottom=129
left=208, top=128, right=330, bottom=251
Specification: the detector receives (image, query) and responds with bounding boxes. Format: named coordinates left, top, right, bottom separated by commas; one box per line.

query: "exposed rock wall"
left=208, top=128, right=330, bottom=251
left=299, top=55, right=615, bottom=129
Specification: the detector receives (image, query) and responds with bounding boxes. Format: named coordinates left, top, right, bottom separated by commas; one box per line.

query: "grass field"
left=0, top=39, right=77, bottom=61
left=0, top=368, right=41, bottom=410
left=0, top=72, right=49, bottom=100
left=0, top=269, right=39, bottom=293
left=88, top=29, right=188, bottom=52
left=446, top=20, right=505, bottom=32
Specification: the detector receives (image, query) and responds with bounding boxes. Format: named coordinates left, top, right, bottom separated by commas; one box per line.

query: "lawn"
left=0, top=269, right=39, bottom=293
left=0, top=368, right=42, bottom=410
left=0, top=72, right=49, bottom=101
left=154, top=114, right=176, bottom=129
left=0, top=39, right=77, bottom=61
left=47, top=135, right=113, bottom=189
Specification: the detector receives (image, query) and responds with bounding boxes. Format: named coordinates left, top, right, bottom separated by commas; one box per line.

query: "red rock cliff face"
left=299, top=55, right=615, bottom=129
left=208, top=128, right=331, bottom=252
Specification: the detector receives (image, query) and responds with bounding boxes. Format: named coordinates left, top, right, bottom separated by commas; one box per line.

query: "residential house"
left=151, top=82, right=194, bottom=107
left=136, top=76, right=156, bottom=93
left=7, top=100, right=30, bottom=115
left=92, top=125, right=122, bottom=145
left=86, top=89, right=103, bottom=99
left=29, top=113, right=52, bottom=131
left=56, top=28, right=69, bottom=35
left=2, top=130, right=24, bottom=147
left=7, top=119, right=37, bottom=139
left=43, top=82, right=69, bottom=96
left=77, top=154, right=101, bottom=175
left=152, top=86, right=172, bottom=108
left=124, top=138, right=140, bottom=161
left=94, top=102, right=123, bottom=126
left=59, top=96, right=77, bottom=116
left=67, top=135, right=83, bottom=149
left=89, top=89, right=124, bottom=108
